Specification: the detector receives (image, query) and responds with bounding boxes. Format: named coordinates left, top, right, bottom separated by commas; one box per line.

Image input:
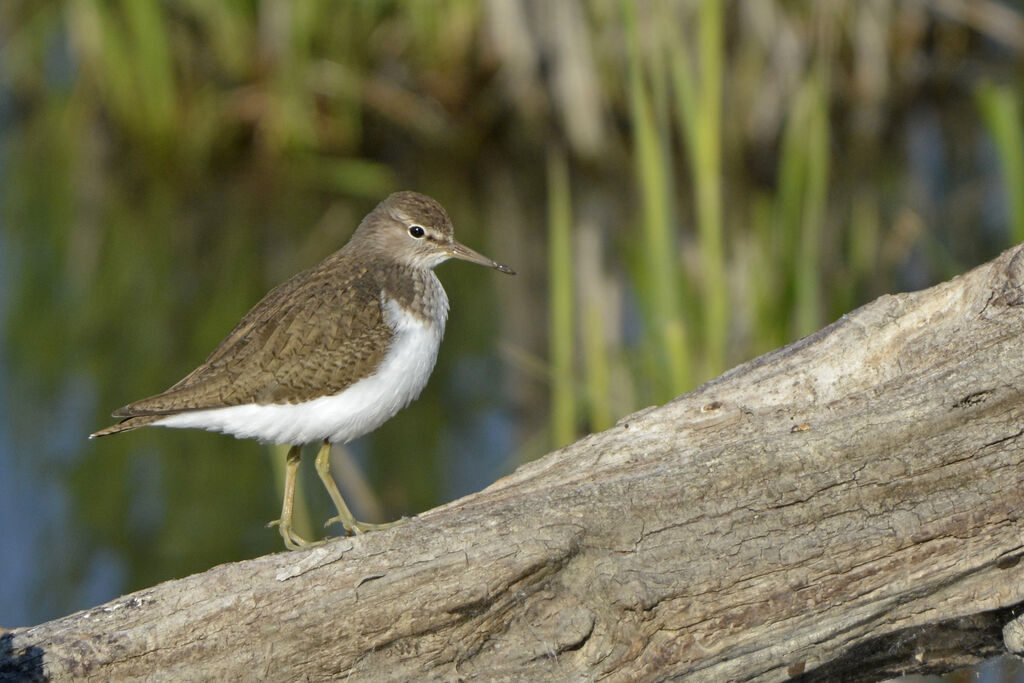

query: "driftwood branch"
left=5, top=245, right=1024, bottom=681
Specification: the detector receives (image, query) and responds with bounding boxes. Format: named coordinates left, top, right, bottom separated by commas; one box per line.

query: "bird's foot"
left=266, top=519, right=323, bottom=550
left=323, top=515, right=410, bottom=535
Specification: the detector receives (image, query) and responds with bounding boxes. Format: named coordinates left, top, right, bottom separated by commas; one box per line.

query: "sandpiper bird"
left=91, top=191, right=514, bottom=550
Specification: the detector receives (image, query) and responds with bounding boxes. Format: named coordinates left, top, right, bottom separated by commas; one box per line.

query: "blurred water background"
left=0, top=5, right=1022, bottom=676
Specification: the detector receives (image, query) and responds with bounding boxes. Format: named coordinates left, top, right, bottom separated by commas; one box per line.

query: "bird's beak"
left=447, top=240, right=516, bottom=274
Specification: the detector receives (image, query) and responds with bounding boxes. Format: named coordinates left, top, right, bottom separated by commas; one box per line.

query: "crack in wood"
left=953, top=389, right=994, bottom=408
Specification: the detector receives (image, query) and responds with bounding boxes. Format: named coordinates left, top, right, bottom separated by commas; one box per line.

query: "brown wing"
left=113, top=254, right=392, bottom=416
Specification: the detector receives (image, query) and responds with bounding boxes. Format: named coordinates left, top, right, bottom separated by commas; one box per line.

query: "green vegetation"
left=979, top=83, right=1024, bottom=245
left=547, top=147, right=576, bottom=447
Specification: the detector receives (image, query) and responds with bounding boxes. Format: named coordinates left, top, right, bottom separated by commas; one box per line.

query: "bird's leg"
left=267, top=444, right=316, bottom=550
left=316, top=440, right=406, bottom=535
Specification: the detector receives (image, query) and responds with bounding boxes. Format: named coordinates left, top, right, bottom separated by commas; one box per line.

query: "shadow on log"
left=4, top=245, right=1024, bottom=681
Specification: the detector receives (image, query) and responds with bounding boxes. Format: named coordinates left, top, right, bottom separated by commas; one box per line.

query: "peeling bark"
left=4, top=245, right=1024, bottom=681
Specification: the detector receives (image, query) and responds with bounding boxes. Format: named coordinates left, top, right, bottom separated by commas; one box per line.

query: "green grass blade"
left=547, top=147, right=577, bottom=447
left=977, top=82, right=1024, bottom=245
left=668, top=0, right=726, bottom=376
left=796, top=75, right=830, bottom=337
left=623, top=0, right=690, bottom=400
left=777, top=72, right=830, bottom=338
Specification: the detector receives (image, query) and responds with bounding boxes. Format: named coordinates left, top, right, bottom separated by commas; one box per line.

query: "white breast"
left=153, top=296, right=447, bottom=445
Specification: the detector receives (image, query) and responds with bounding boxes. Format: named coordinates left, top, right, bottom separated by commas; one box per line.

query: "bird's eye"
left=408, top=225, right=425, bottom=238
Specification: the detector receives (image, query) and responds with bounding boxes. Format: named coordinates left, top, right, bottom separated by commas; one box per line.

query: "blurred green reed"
left=537, top=1, right=1020, bottom=447
left=778, top=70, right=830, bottom=339
left=622, top=0, right=690, bottom=404
left=978, top=83, right=1024, bottom=245
left=68, top=2, right=176, bottom=147
left=547, top=148, right=576, bottom=447
left=667, top=0, right=726, bottom=378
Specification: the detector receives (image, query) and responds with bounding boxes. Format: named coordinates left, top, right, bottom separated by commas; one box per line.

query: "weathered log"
left=4, top=244, right=1024, bottom=682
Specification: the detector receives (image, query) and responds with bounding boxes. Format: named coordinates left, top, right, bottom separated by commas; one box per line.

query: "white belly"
left=153, top=298, right=445, bottom=445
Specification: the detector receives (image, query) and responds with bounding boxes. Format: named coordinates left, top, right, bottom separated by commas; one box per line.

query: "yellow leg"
left=266, top=444, right=317, bottom=550
left=315, top=440, right=405, bottom=535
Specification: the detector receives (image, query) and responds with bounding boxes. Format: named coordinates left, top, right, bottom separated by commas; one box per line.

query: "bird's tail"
left=89, top=414, right=164, bottom=439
